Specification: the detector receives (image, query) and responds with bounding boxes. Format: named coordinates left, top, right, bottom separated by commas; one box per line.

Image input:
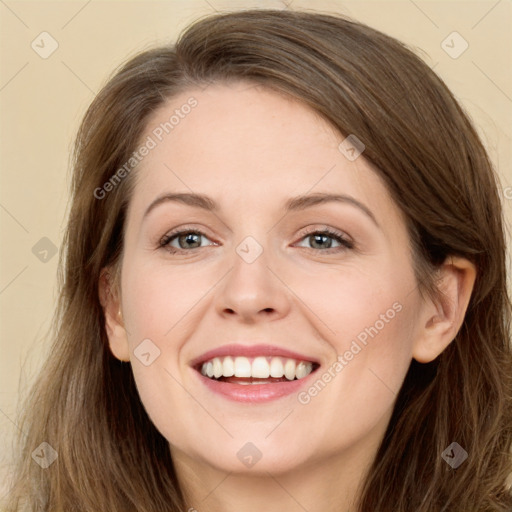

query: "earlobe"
left=413, top=256, right=476, bottom=363
left=98, top=267, right=131, bottom=362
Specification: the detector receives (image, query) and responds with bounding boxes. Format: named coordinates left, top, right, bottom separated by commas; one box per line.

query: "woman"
left=5, top=9, right=512, bottom=512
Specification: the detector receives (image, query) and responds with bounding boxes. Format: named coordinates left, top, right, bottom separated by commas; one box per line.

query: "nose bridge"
left=214, top=231, right=290, bottom=321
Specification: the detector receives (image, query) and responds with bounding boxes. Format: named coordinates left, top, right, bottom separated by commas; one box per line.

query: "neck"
left=172, top=439, right=379, bottom=512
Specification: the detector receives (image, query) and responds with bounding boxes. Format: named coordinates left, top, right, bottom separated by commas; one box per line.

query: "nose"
left=214, top=244, right=291, bottom=324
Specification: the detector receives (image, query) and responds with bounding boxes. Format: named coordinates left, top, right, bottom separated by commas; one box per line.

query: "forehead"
left=128, top=81, right=401, bottom=227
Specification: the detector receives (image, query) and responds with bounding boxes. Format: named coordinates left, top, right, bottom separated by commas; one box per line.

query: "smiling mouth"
left=197, top=356, right=320, bottom=384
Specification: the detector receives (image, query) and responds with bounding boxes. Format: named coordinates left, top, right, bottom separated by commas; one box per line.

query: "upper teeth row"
left=200, top=356, right=314, bottom=380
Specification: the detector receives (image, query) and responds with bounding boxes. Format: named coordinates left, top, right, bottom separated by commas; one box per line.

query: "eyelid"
left=159, top=224, right=217, bottom=247
left=293, top=225, right=354, bottom=251
left=296, top=225, right=353, bottom=242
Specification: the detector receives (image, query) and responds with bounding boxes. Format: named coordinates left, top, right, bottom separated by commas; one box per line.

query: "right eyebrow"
left=143, top=193, right=218, bottom=219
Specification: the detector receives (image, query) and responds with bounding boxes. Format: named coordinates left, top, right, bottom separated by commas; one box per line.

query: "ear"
left=412, top=256, right=476, bottom=363
left=98, top=267, right=130, bottom=362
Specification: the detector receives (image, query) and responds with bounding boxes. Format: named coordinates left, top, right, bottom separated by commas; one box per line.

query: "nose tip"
left=215, top=251, right=291, bottom=323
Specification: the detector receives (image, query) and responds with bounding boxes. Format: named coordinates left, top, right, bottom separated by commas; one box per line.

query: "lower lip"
left=195, top=370, right=318, bottom=403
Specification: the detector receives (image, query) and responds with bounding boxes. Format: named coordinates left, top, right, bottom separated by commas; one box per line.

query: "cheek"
left=120, top=259, right=208, bottom=445
left=293, top=297, right=416, bottom=451
left=290, top=258, right=416, bottom=352
left=121, top=257, right=210, bottom=341
left=292, top=259, right=418, bottom=411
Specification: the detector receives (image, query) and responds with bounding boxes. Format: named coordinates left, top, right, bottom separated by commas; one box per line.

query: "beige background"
left=1, top=0, right=511, bottom=495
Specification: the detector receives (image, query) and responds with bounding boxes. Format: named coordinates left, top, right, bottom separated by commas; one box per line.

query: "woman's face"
left=112, top=81, right=428, bottom=475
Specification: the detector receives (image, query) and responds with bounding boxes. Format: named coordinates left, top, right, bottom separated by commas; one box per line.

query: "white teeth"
left=199, top=355, right=315, bottom=381
left=296, top=361, right=309, bottom=379
left=284, top=359, right=296, bottom=380
left=269, top=357, right=284, bottom=378
left=212, top=357, right=223, bottom=379
left=234, top=356, right=252, bottom=377
left=252, top=357, right=270, bottom=378
left=222, top=356, right=235, bottom=377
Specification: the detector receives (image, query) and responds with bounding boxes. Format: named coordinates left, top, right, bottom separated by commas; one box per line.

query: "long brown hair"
left=5, top=9, right=512, bottom=511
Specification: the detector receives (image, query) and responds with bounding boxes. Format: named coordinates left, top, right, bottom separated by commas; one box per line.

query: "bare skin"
left=100, top=81, right=476, bottom=512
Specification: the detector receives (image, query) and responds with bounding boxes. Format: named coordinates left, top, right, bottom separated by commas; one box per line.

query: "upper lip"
left=190, top=343, right=320, bottom=368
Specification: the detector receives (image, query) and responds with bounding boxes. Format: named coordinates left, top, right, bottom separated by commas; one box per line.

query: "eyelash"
left=158, top=226, right=354, bottom=255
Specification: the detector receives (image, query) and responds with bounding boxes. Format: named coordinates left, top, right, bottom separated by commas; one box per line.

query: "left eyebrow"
left=143, top=191, right=379, bottom=228
left=284, top=192, right=379, bottom=228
